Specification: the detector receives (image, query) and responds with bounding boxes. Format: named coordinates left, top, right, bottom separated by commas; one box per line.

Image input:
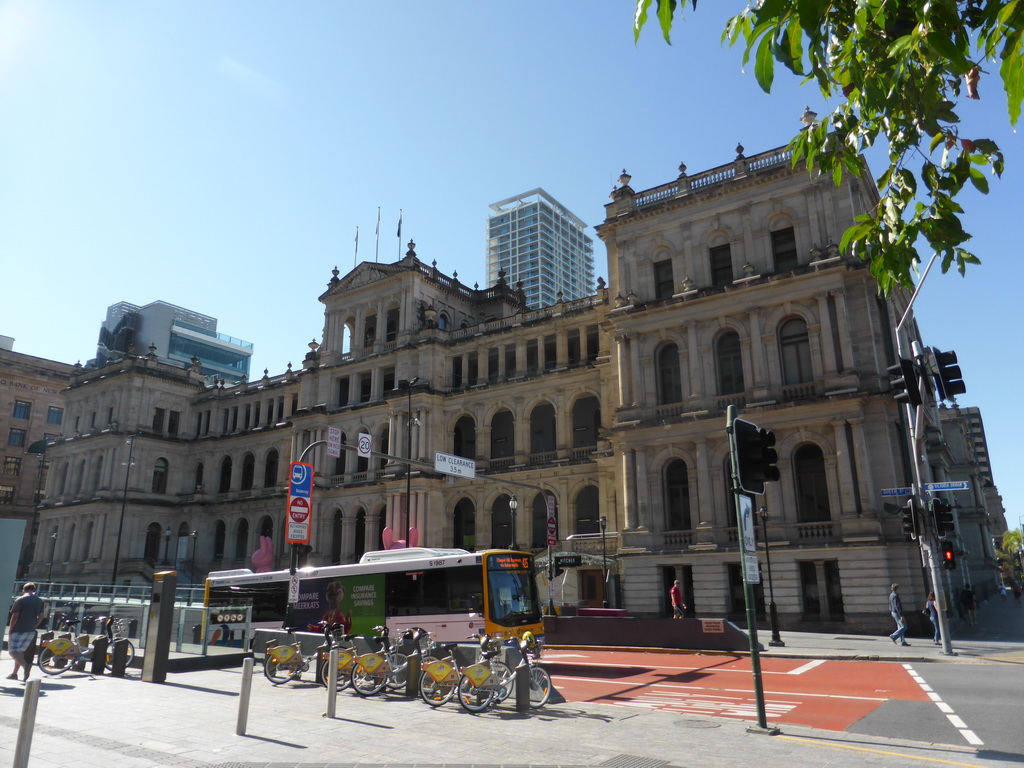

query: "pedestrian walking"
left=6, top=582, right=46, bottom=681
left=998, top=583, right=1007, bottom=601
left=960, top=583, right=977, bottom=625
left=888, top=583, right=910, bottom=646
left=670, top=579, right=686, bottom=618
left=924, top=591, right=941, bottom=645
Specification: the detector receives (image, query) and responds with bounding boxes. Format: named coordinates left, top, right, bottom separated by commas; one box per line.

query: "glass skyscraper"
left=487, top=188, right=594, bottom=310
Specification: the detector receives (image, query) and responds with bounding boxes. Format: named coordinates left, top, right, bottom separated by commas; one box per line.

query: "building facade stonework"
left=30, top=145, right=1005, bottom=633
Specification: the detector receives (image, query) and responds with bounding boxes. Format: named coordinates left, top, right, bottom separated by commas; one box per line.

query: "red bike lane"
left=542, top=650, right=929, bottom=731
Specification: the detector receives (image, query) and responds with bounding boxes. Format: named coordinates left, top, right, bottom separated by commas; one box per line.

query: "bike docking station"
left=142, top=570, right=177, bottom=684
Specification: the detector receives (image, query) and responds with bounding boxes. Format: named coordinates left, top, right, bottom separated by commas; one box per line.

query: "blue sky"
left=2, top=2, right=1020, bottom=533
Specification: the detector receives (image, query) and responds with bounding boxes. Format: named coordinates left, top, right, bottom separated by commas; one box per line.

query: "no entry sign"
left=286, top=461, right=313, bottom=544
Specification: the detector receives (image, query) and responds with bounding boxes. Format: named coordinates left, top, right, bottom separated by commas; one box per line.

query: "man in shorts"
left=7, top=583, right=46, bottom=681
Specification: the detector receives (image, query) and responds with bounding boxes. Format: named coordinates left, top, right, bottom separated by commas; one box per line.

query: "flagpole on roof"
left=397, top=209, right=403, bottom=260
left=354, top=226, right=359, bottom=268
left=375, top=207, right=380, bottom=263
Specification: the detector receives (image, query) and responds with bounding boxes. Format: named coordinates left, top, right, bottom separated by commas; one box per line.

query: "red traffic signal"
left=942, top=540, right=956, bottom=570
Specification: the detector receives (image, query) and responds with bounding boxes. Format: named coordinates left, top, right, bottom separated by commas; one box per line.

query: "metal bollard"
left=90, top=635, right=109, bottom=675
left=326, top=648, right=339, bottom=719
left=109, top=638, right=130, bottom=677
left=13, top=679, right=42, bottom=768
left=236, top=657, right=254, bottom=736
left=405, top=651, right=421, bottom=699
left=515, top=663, right=530, bottom=713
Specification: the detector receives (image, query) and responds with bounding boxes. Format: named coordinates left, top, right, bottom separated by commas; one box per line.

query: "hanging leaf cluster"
left=634, top=0, right=1023, bottom=294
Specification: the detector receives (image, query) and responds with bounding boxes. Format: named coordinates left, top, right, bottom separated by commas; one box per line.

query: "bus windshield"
left=486, top=553, right=541, bottom=627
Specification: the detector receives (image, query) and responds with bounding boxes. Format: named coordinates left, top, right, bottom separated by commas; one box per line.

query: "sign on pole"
left=881, top=486, right=913, bottom=497
left=924, top=480, right=971, bottom=492
left=739, top=495, right=761, bottom=584
left=327, top=426, right=342, bottom=458
left=286, top=461, right=313, bottom=544
left=434, top=451, right=476, bottom=479
left=546, top=493, right=557, bottom=546
left=357, top=433, right=372, bottom=459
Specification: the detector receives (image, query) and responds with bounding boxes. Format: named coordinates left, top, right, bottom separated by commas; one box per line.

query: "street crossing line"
left=786, top=659, right=826, bottom=675
left=903, top=663, right=983, bottom=747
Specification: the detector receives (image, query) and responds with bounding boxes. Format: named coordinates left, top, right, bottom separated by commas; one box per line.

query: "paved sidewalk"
left=2, top=596, right=1020, bottom=768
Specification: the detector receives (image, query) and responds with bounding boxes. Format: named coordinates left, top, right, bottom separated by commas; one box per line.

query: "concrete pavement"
left=1, top=595, right=1021, bottom=768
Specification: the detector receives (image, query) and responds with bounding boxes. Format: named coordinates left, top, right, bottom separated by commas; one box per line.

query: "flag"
left=397, top=210, right=402, bottom=240
left=375, top=207, right=380, bottom=235
left=353, top=226, right=359, bottom=267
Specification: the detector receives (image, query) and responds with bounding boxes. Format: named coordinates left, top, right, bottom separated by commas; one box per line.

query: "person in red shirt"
left=670, top=579, right=686, bottom=618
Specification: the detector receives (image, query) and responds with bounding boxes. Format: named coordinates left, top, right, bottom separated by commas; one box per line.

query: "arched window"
left=144, top=522, right=162, bottom=562
left=213, top=521, right=226, bottom=560
left=571, top=396, right=600, bottom=448
left=194, top=462, right=204, bottom=492
left=491, top=495, right=514, bottom=549
left=453, top=415, right=476, bottom=459
left=530, top=403, right=556, bottom=454
left=574, top=486, right=600, bottom=534
left=151, top=458, right=169, bottom=494
left=657, top=344, right=683, bottom=404
left=794, top=444, right=830, bottom=522
left=716, top=332, right=744, bottom=395
left=490, top=410, right=514, bottom=459
left=780, top=318, right=812, bottom=385
left=530, top=493, right=549, bottom=549
left=385, top=307, right=400, bottom=343
left=353, top=508, right=366, bottom=562
left=240, top=453, right=255, bottom=491
left=438, top=313, right=449, bottom=331
left=664, top=459, right=691, bottom=530
left=453, top=498, right=476, bottom=550
left=363, top=315, right=377, bottom=347
left=91, top=454, right=104, bottom=492
left=265, top=447, right=283, bottom=481
left=259, top=515, right=274, bottom=539
left=219, top=456, right=232, bottom=493
left=331, top=509, right=343, bottom=564
left=234, top=519, right=249, bottom=559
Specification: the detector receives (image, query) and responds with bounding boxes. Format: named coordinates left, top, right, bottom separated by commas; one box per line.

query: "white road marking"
left=552, top=674, right=887, bottom=702
left=904, top=664, right=983, bottom=747
left=786, top=659, right=826, bottom=675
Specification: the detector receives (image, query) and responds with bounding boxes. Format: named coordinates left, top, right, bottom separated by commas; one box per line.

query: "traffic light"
left=887, top=358, right=922, bottom=407
left=901, top=500, right=919, bottom=539
left=941, top=540, right=956, bottom=569
left=931, top=499, right=956, bottom=535
left=932, top=348, right=966, bottom=401
left=733, top=417, right=780, bottom=495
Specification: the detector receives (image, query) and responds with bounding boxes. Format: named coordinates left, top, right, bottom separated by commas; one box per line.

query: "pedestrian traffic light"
left=887, top=358, right=922, bottom=407
left=941, top=540, right=956, bottom=569
left=901, top=500, right=919, bottom=539
left=733, top=417, right=780, bottom=495
left=932, top=348, right=966, bottom=401
left=931, top=499, right=956, bottom=535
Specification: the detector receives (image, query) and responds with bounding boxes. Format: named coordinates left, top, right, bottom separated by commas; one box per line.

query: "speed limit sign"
left=357, top=433, right=372, bottom=458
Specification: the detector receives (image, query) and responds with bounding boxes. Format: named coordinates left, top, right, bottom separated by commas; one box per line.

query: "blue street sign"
left=881, top=487, right=913, bottom=497
left=289, top=461, right=313, bottom=498
left=924, top=480, right=971, bottom=492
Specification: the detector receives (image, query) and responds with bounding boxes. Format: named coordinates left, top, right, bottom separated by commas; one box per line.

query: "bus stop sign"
left=286, top=461, right=313, bottom=544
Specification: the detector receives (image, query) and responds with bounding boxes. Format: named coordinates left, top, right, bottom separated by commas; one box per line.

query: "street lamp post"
left=599, top=516, right=608, bottom=608
left=400, top=377, right=419, bottom=548
left=188, top=530, right=198, bottom=605
left=509, top=495, right=518, bottom=550
left=758, top=506, right=784, bottom=647
left=110, top=435, right=136, bottom=586
left=47, top=531, right=58, bottom=583
left=163, top=526, right=172, bottom=566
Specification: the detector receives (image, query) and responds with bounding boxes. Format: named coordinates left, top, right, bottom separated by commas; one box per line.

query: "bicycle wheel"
left=264, top=657, right=300, bottom=684
left=490, top=660, right=514, bottom=702
left=104, top=640, right=136, bottom=671
left=457, top=674, right=497, bottom=713
left=351, top=663, right=389, bottom=696
left=317, top=657, right=352, bottom=691
left=37, top=647, right=70, bottom=676
left=385, top=652, right=409, bottom=690
left=418, top=669, right=457, bottom=707
left=528, top=665, right=551, bottom=708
